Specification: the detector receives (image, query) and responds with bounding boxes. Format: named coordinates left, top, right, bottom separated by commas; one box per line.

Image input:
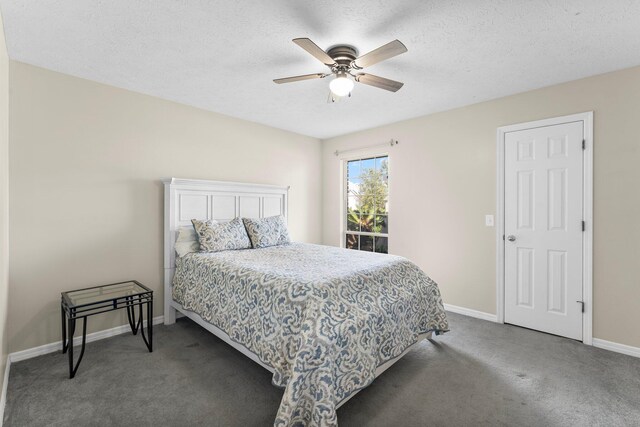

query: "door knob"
left=507, top=235, right=516, bottom=242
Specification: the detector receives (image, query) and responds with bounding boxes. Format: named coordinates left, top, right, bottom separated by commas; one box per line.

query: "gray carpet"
left=4, top=312, right=640, bottom=426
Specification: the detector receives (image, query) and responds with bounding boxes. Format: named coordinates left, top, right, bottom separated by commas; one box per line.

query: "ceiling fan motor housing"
left=327, top=45, right=358, bottom=70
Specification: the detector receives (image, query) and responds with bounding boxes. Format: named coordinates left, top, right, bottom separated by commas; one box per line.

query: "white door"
left=504, top=121, right=584, bottom=340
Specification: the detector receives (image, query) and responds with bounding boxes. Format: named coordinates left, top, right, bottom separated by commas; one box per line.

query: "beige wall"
left=7, top=62, right=322, bottom=353
left=0, top=13, right=10, bottom=394
left=322, top=66, right=640, bottom=348
left=4, top=57, right=640, bottom=355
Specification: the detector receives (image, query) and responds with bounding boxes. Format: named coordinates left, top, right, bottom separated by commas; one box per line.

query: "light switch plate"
left=485, top=215, right=494, bottom=227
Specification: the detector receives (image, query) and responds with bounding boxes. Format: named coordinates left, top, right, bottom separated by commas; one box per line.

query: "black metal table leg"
left=148, top=300, right=153, bottom=352
left=67, top=316, right=88, bottom=379
left=126, top=296, right=139, bottom=335
left=139, top=301, right=152, bottom=352
left=61, top=305, right=67, bottom=354
left=67, top=316, right=74, bottom=377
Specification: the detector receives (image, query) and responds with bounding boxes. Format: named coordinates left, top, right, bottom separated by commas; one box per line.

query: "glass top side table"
left=61, top=280, right=153, bottom=378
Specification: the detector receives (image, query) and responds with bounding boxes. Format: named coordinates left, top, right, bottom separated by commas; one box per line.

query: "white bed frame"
left=163, top=177, right=432, bottom=409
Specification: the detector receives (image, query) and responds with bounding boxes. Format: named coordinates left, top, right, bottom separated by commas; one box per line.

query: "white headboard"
left=162, top=178, right=289, bottom=323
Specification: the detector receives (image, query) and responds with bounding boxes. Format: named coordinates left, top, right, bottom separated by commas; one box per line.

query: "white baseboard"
left=1, top=356, right=10, bottom=427
left=9, top=315, right=164, bottom=364
left=443, top=303, right=640, bottom=359
left=593, top=338, right=640, bottom=359
left=443, top=303, right=498, bottom=323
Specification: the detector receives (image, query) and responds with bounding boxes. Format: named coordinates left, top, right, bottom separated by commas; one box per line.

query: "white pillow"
left=174, top=225, right=204, bottom=257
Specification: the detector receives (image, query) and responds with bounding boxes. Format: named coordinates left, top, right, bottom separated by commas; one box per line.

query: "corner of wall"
left=0, top=7, right=11, bottom=422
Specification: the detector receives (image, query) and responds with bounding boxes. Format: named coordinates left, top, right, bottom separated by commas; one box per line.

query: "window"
left=344, top=155, right=389, bottom=253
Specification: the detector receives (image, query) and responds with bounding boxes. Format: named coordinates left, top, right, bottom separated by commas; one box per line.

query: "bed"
left=163, top=178, right=449, bottom=426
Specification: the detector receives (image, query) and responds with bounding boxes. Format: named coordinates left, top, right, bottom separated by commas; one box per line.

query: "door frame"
left=496, top=112, right=593, bottom=344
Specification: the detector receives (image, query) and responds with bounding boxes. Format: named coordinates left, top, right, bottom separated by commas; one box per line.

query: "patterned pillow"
left=242, top=215, right=291, bottom=249
left=191, top=217, right=251, bottom=252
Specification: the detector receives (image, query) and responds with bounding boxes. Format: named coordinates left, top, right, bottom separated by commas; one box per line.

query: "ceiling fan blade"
left=292, top=38, right=337, bottom=67
left=354, top=73, right=404, bottom=92
left=273, top=73, right=328, bottom=84
left=352, top=40, right=407, bottom=69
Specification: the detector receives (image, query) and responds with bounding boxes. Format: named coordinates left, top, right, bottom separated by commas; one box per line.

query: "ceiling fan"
left=274, top=38, right=407, bottom=99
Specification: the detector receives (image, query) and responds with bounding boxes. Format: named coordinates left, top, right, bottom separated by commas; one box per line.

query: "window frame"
left=341, top=152, right=389, bottom=252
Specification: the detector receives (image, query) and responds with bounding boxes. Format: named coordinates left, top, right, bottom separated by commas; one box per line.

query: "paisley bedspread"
left=172, top=243, right=449, bottom=426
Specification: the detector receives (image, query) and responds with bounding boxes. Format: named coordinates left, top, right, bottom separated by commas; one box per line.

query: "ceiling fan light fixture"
left=329, top=72, right=354, bottom=97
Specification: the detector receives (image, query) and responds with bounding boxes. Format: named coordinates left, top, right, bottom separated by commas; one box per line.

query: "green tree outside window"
left=345, top=156, right=388, bottom=253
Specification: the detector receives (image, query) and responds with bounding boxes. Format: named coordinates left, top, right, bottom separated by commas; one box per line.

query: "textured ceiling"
left=2, top=1, right=640, bottom=139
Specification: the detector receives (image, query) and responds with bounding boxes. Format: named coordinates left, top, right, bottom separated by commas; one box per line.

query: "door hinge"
left=577, top=301, right=585, bottom=313
left=582, top=220, right=585, bottom=231
left=502, top=234, right=505, bottom=241
left=582, top=139, right=586, bottom=150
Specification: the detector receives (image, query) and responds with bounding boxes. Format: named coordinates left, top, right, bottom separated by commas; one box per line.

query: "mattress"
left=173, top=242, right=449, bottom=426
